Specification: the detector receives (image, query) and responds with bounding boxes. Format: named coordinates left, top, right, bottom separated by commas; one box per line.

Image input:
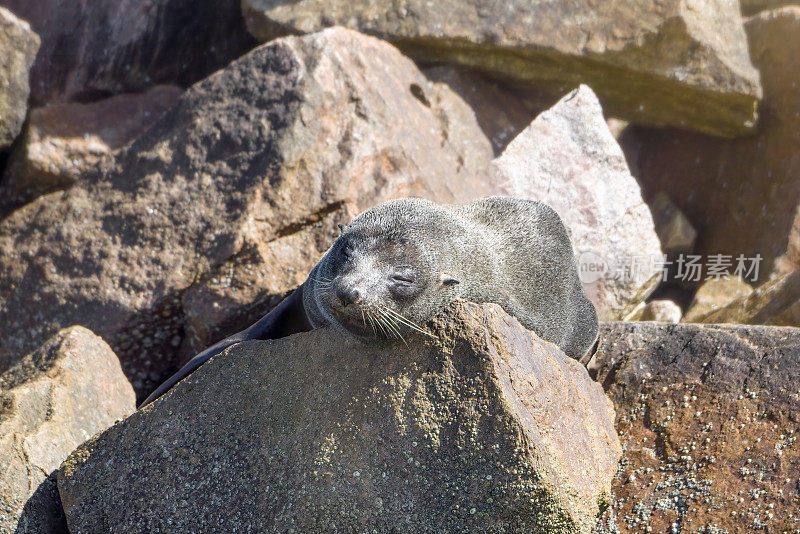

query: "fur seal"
left=141, top=196, right=597, bottom=407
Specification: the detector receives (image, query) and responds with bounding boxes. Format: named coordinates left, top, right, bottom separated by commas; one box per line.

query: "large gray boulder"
left=58, top=302, right=621, bottom=533
left=592, top=321, right=800, bottom=531
left=0, top=6, right=39, bottom=148
left=491, top=86, right=663, bottom=321
left=242, top=0, right=762, bottom=137
left=0, top=0, right=254, bottom=106
left=0, top=326, right=135, bottom=534
left=0, top=27, right=493, bottom=398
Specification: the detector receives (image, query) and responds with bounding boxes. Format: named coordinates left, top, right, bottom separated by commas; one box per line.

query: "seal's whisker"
left=374, top=314, right=390, bottom=337
left=382, top=307, right=438, bottom=339
left=377, top=308, right=407, bottom=345
left=366, top=310, right=378, bottom=335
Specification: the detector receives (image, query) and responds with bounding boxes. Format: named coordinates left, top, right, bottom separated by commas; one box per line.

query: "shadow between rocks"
left=14, top=470, right=69, bottom=534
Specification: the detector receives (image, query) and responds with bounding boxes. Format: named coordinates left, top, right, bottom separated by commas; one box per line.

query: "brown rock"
left=491, top=85, right=663, bottom=320
left=626, top=7, right=800, bottom=282
left=423, top=66, right=547, bottom=155
left=1, top=86, right=183, bottom=215
left=591, top=321, right=800, bottom=532
left=740, top=0, right=800, bottom=15
left=58, top=302, right=620, bottom=533
left=0, top=326, right=135, bottom=533
left=683, top=275, right=754, bottom=322
left=0, top=28, right=493, bottom=398
left=699, top=269, right=800, bottom=326
left=650, top=192, right=697, bottom=256
left=0, top=0, right=255, bottom=105
left=630, top=299, right=683, bottom=323
left=0, top=7, right=39, bottom=148
left=242, top=0, right=762, bottom=137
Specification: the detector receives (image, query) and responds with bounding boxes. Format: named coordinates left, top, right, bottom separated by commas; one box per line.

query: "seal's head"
left=305, top=199, right=460, bottom=340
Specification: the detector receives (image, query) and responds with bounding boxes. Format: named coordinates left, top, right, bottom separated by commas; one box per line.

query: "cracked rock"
left=0, top=326, right=135, bottom=533
left=0, top=27, right=493, bottom=400
left=243, top=0, right=762, bottom=136
left=58, top=302, right=620, bottom=533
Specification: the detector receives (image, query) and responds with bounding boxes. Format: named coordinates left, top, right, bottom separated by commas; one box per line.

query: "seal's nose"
left=337, top=286, right=360, bottom=307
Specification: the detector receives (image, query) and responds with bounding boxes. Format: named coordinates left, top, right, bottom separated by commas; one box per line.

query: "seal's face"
left=312, top=227, right=452, bottom=340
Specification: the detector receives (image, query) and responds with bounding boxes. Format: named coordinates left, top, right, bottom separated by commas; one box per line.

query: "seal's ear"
left=440, top=273, right=460, bottom=286
left=338, top=224, right=346, bottom=234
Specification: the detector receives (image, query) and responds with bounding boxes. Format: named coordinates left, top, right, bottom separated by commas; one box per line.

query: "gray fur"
left=305, top=196, right=598, bottom=360
left=142, top=196, right=597, bottom=407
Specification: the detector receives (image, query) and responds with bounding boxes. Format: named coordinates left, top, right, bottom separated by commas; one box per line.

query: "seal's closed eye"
left=390, top=266, right=415, bottom=285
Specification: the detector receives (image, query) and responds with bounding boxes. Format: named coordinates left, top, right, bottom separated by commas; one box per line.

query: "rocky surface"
left=630, top=299, right=683, bottom=323
left=0, top=27, right=493, bottom=398
left=1, top=85, right=183, bottom=215
left=0, top=0, right=255, bottom=105
left=0, top=326, right=135, bottom=533
left=491, top=85, right=662, bottom=321
left=627, top=7, right=800, bottom=282
left=592, top=321, right=800, bottom=532
left=740, top=0, right=799, bottom=15
left=424, top=66, right=547, bottom=155
left=683, top=275, right=755, bottom=323
left=242, top=0, right=762, bottom=137
left=59, top=302, right=620, bottom=533
left=650, top=192, right=697, bottom=257
left=699, top=269, right=800, bottom=326
left=0, top=7, right=39, bottom=148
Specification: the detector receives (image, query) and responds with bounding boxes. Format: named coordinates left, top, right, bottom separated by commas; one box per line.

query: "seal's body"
left=141, top=197, right=597, bottom=407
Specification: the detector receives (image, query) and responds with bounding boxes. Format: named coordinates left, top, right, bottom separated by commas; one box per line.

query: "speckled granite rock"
left=491, top=86, right=663, bottom=321
left=0, top=326, right=135, bottom=534
left=0, top=28, right=493, bottom=399
left=58, top=302, right=620, bottom=533
left=1, top=85, right=183, bottom=215
left=242, top=0, right=762, bottom=136
left=591, top=321, right=800, bottom=531
left=0, top=7, right=39, bottom=148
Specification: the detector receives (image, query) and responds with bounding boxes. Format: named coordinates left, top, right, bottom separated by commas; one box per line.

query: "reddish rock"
left=59, top=302, right=620, bottom=533
left=491, top=85, right=663, bottom=320
left=1, top=86, right=182, bottom=214
left=0, top=28, right=493, bottom=398
left=592, top=321, right=800, bottom=532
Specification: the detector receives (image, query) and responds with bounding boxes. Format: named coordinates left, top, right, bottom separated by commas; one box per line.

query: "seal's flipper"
left=139, top=286, right=311, bottom=407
